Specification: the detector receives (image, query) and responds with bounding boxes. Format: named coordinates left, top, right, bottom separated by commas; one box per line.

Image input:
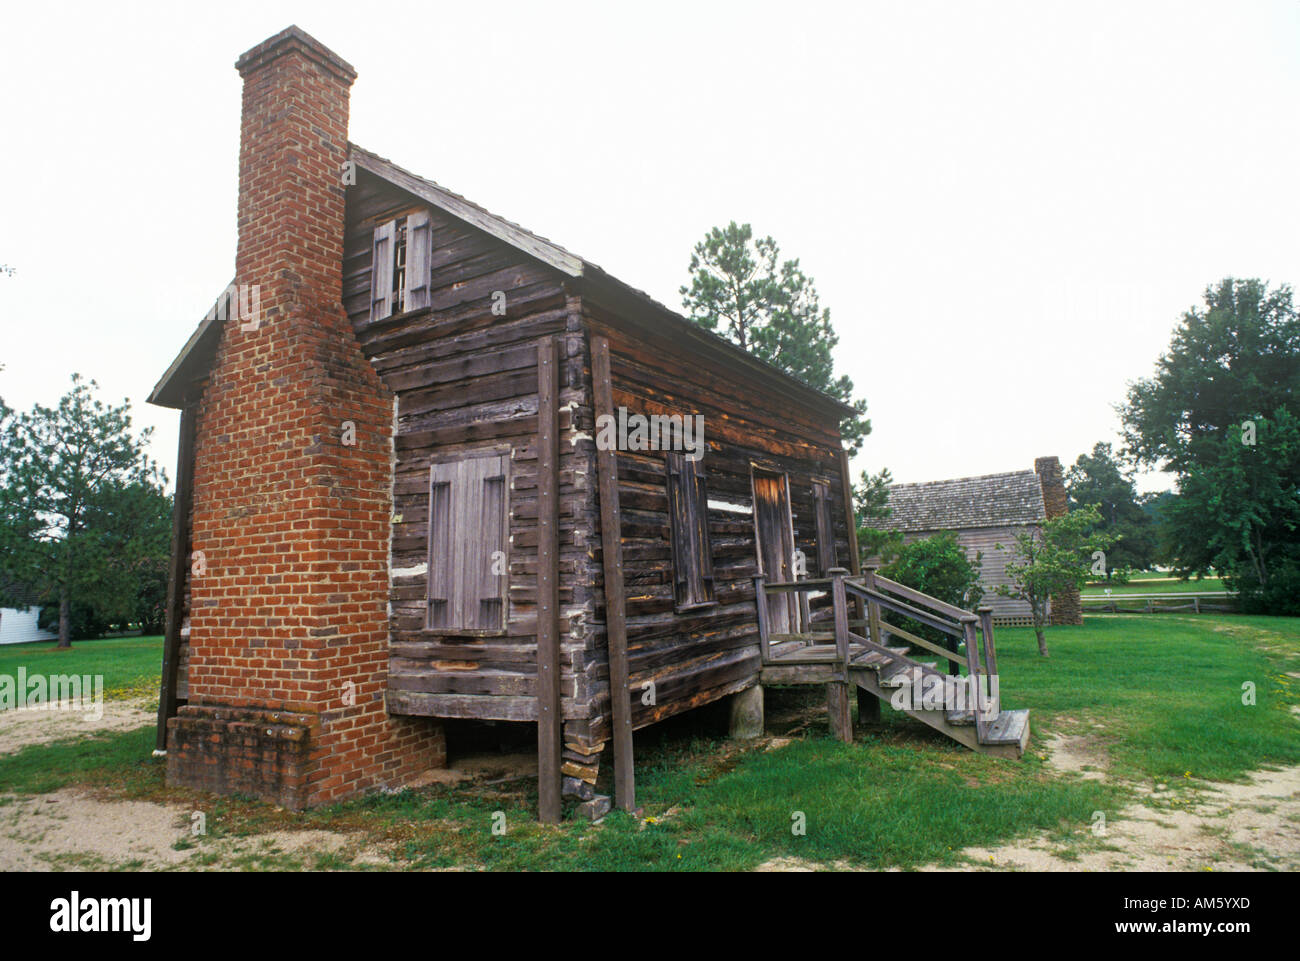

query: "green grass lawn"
left=0, top=635, right=163, bottom=702
left=1, top=616, right=1297, bottom=870
left=1084, top=572, right=1226, bottom=596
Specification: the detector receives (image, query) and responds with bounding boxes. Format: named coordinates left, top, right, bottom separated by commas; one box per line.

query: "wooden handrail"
left=869, top=573, right=976, bottom=623
left=844, top=582, right=965, bottom=637
left=878, top=621, right=966, bottom=665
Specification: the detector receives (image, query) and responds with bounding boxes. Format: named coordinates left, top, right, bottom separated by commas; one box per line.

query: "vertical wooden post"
left=830, top=568, right=850, bottom=675
left=978, top=606, right=998, bottom=717
left=963, top=618, right=988, bottom=741
left=753, top=574, right=770, bottom=663
left=828, top=568, right=853, bottom=743
left=836, top=448, right=861, bottom=576
left=861, top=562, right=884, bottom=648
left=156, top=402, right=196, bottom=753
left=837, top=448, right=864, bottom=625
left=590, top=335, right=635, bottom=813
left=535, top=337, right=562, bottom=823
left=827, top=682, right=852, bottom=744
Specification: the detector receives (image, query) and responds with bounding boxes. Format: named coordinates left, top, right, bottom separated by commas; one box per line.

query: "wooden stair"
left=852, top=656, right=1030, bottom=758
left=755, top=567, right=1030, bottom=759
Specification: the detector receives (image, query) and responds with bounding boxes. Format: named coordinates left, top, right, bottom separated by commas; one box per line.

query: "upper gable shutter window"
left=426, top=452, right=510, bottom=632
left=370, top=219, right=396, bottom=322
left=404, top=210, right=432, bottom=311
left=665, top=452, right=715, bottom=610
left=371, top=209, right=432, bottom=322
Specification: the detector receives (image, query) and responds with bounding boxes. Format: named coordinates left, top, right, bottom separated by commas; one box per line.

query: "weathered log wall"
left=580, top=300, right=853, bottom=737
left=341, top=173, right=605, bottom=749
left=339, top=169, right=853, bottom=764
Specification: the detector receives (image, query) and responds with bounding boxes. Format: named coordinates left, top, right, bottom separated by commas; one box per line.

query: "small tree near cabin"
left=997, top=505, right=1110, bottom=657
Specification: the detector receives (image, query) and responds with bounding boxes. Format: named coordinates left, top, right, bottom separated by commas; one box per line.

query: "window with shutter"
left=665, top=452, right=716, bottom=610
left=426, top=451, right=510, bottom=632
left=371, top=209, right=433, bottom=321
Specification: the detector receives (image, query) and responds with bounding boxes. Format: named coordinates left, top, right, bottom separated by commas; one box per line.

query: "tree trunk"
left=57, top=592, right=71, bottom=649
left=1035, top=628, right=1049, bottom=657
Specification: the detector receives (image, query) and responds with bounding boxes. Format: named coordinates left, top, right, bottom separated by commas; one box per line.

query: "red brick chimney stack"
left=1034, top=455, right=1083, bottom=626
left=165, top=26, right=445, bottom=809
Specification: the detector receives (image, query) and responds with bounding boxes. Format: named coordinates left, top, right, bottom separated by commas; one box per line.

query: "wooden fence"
left=1080, top=591, right=1239, bottom=614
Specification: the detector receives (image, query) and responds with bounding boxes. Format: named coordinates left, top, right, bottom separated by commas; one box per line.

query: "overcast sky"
left=2, top=1, right=1297, bottom=494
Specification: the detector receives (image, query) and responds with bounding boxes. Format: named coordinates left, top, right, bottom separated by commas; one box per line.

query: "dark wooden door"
left=753, top=470, right=797, bottom=634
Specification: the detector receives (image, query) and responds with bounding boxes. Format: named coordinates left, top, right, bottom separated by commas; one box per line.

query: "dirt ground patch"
left=1042, top=733, right=1111, bottom=781
left=0, top=698, right=154, bottom=756
left=0, top=789, right=388, bottom=871
left=929, top=764, right=1300, bottom=872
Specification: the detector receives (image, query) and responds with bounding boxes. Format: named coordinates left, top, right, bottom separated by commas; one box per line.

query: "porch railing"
left=754, top=565, right=1000, bottom=736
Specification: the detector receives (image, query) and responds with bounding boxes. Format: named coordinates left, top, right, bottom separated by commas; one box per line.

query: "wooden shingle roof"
left=887, top=470, right=1047, bottom=533
left=150, top=146, right=858, bottom=422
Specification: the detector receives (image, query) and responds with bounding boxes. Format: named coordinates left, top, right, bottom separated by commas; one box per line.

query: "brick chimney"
left=165, top=26, right=445, bottom=809
left=1034, top=455, right=1083, bottom=627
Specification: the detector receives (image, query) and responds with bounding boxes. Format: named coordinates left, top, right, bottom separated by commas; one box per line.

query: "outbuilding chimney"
left=1034, top=455, right=1083, bottom=626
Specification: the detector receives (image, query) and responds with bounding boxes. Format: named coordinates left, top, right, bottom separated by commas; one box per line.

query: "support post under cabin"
left=827, top=568, right=853, bottom=743
left=590, top=335, right=635, bottom=813
left=535, top=337, right=562, bottom=822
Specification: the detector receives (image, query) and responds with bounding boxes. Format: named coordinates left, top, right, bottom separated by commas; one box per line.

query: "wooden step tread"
left=980, top=709, right=1030, bottom=746
left=850, top=650, right=890, bottom=670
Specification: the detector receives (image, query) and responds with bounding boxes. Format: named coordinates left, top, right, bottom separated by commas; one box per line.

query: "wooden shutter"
left=404, top=210, right=432, bottom=311
left=371, top=219, right=396, bottom=321
left=426, top=462, right=454, bottom=629
left=812, top=481, right=836, bottom=575
left=467, top=457, right=506, bottom=631
left=666, top=452, right=715, bottom=609
left=688, top=457, right=715, bottom=603
left=426, top=453, right=509, bottom=632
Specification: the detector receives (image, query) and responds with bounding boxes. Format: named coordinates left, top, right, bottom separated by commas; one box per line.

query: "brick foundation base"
left=167, top=704, right=446, bottom=810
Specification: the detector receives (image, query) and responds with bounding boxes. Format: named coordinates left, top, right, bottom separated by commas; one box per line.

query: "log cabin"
left=149, top=26, right=1028, bottom=821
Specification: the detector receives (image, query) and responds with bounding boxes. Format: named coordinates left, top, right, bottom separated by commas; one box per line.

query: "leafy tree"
left=997, top=505, right=1111, bottom=657
left=681, top=221, right=870, bottom=452
left=0, top=374, right=165, bottom=647
left=1120, top=278, right=1300, bottom=609
left=853, top=467, right=901, bottom=562
left=1158, top=410, right=1300, bottom=612
left=877, top=531, right=983, bottom=664
left=881, top=532, right=984, bottom=612
left=1065, top=442, right=1156, bottom=576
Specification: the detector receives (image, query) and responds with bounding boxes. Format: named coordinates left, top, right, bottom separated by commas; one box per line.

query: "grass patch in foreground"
left=0, top=614, right=1296, bottom=870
